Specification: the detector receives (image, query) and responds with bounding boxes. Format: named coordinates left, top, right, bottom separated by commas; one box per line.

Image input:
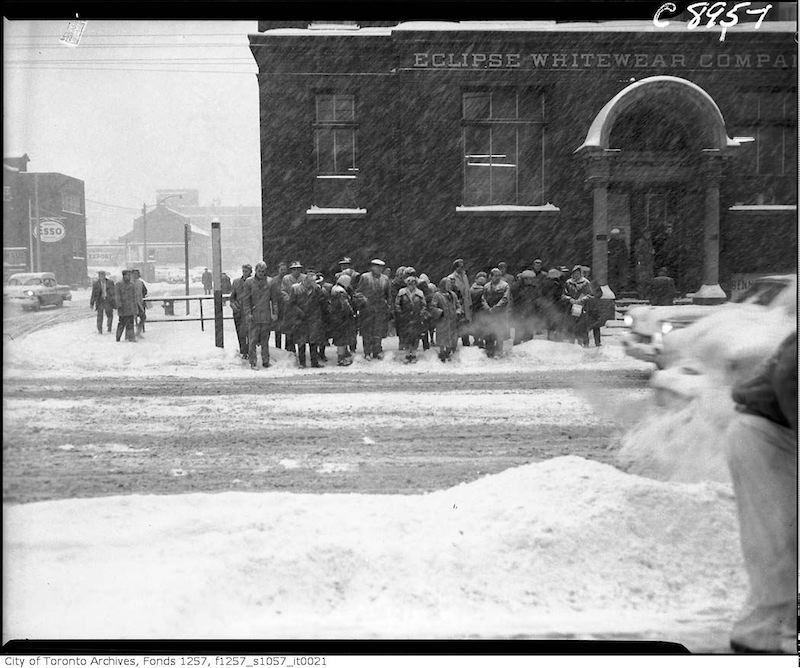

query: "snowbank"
left=3, top=316, right=648, bottom=379
left=4, top=456, right=743, bottom=645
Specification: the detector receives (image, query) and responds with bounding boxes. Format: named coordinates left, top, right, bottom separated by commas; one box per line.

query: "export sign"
left=33, top=218, right=67, bottom=243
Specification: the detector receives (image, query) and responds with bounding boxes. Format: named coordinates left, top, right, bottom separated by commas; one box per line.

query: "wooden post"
left=184, top=223, right=190, bottom=315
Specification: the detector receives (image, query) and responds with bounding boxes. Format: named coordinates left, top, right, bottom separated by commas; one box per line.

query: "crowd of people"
left=225, top=256, right=610, bottom=370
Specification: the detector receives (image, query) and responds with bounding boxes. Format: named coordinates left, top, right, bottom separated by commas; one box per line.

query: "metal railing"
left=143, top=294, right=232, bottom=331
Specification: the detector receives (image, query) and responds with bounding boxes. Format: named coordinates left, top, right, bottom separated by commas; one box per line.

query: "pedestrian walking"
left=229, top=263, right=252, bottom=358
left=242, top=261, right=277, bottom=369
left=131, top=268, right=148, bottom=336
left=447, top=258, right=472, bottom=347
left=285, top=272, right=328, bottom=368
left=650, top=266, right=677, bottom=306
left=582, top=266, right=604, bottom=347
left=430, top=277, right=461, bottom=361
left=481, top=268, right=511, bottom=358
left=114, top=270, right=137, bottom=342
left=201, top=268, right=213, bottom=295
left=394, top=274, right=429, bottom=363
left=328, top=274, right=356, bottom=366
left=354, top=259, right=392, bottom=360
left=725, top=331, right=797, bottom=653
left=565, top=265, right=593, bottom=347
left=220, top=272, right=232, bottom=294
left=90, top=270, right=115, bottom=334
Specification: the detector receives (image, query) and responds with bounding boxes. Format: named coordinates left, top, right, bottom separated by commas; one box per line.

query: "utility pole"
left=142, top=202, right=148, bottom=276
left=34, top=174, right=41, bottom=272
left=28, top=200, right=34, bottom=272
left=184, top=223, right=191, bottom=315
left=211, top=219, right=223, bottom=348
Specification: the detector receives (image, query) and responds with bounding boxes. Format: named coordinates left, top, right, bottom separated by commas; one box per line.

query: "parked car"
left=4, top=272, right=73, bottom=310
left=622, top=274, right=796, bottom=368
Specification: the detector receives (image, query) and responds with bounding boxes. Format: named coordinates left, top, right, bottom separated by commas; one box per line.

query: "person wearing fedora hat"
left=90, top=270, right=116, bottom=334
left=280, top=261, right=305, bottom=353
left=355, top=259, right=391, bottom=359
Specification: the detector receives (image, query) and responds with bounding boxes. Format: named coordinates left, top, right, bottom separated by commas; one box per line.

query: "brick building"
left=249, top=15, right=796, bottom=301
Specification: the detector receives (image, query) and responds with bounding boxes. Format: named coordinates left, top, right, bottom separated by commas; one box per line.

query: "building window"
left=72, top=237, right=84, bottom=258
left=462, top=88, right=545, bottom=206
left=734, top=90, right=797, bottom=177
left=313, top=93, right=359, bottom=208
left=61, top=191, right=82, bottom=214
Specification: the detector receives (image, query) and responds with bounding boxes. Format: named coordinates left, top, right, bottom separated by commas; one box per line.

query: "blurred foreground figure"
left=726, top=331, right=797, bottom=653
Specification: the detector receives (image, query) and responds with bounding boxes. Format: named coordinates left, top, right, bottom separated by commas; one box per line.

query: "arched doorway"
left=576, top=76, right=744, bottom=304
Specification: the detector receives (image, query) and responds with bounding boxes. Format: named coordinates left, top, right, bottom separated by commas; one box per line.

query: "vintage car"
left=622, top=274, right=796, bottom=368
left=4, top=272, right=73, bottom=310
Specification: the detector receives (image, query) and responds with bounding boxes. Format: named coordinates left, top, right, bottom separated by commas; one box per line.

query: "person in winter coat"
left=565, top=265, right=594, bottom=347
left=447, top=258, right=472, bottom=347
left=511, top=269, right=540, bottom=345
left=272, top=261, right=288, bottom=349
left=328, top=274, right=356, bottom=366
left=220, top=272, right=232, bottom=294
left=394, top=275, right=429, bottom=363
left=430, top=277, right=461, bottom=361
left=201, top=268, right=213, bottom=295
left=229, top=263, right=252, bottom=358
left=114, top=270, right=137, bottom=342
left=469, top=272, right=488, bottom=348
left=582, top=265, right=604, bottom=347
left=90, top=270, right=116, bottom=334
left=242, top=261, right=277, bottom=369
left=285, top=272, right=328, bottom=368
left=316, top=272, right=334, bottom=362
left=416, top=273, right=435, bottom=351
left=539, top=268, right=567, bottom=341
left=355, top=259, right=392, bottom=360
left=131, top=269, right=148, bottom=336
left=481, top=268, right=511, bottom=358
left=281, top=261, right=305, bottom=353
left=650, top=266, right=677, bottom=306
left=725, top=331, right=797, bottom=653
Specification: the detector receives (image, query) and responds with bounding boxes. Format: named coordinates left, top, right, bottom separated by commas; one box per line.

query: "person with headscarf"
left=481, top=268, right=511, bottom=358
left=447, top=258, right=472, bottom=347
left=565, top=264, right=594, bottom=347
left=416, top=273, right=435, bottom=351
left=394, top=274, right=429, bottom=363
left=469, top=271, right=488, bottom=348
left=328, top=273, right=356, bottom=366
left=242, top=261, right=277, bottom=369
left=355, top=259, right=392, bottom=360
left=285, top=271, right=328, bottom=368
left=430, top=276, right=461, bottom=362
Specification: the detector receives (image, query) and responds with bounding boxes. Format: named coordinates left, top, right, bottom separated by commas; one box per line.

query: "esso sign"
left=34, top=219, right=66, bottom=243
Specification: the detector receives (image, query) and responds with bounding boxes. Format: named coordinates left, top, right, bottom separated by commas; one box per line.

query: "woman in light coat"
left=430, top=277, right=461, bottom=362
left=394, top=275, right=429, bottom=363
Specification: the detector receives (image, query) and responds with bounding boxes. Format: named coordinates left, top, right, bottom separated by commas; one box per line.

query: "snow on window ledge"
left=306, top=207, right=367, bottom=216
left=728, top=205, right=796, bottom=212
left=456, top=204, right=560, bottom=214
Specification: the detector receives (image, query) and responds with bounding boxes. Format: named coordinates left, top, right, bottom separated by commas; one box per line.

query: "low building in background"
left=119, top=205, right=211, bottom=269
left=3, top=154, right=88, bottom=286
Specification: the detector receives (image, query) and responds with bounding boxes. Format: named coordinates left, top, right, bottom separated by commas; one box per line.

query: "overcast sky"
left=4, top=20, right=261, bottom=239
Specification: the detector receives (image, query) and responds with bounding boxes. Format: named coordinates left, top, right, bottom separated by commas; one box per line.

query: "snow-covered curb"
left=4, top=456, right=743, bottom=643
left=3, top=318, right=649, bottom=379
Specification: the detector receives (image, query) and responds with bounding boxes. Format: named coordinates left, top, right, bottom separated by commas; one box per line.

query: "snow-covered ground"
left=3, top=315, right=648, bottom=379
left=4, top=456, right=744, bottom=645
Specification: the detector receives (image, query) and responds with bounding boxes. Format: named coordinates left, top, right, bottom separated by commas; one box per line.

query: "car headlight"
left=25, top=290, right=34, bottom=296
left=660, top=322, right=674, bottom=335
left=623, top=314, right=633, bottom=327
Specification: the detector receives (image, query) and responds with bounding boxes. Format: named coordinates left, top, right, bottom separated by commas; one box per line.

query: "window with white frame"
left=314, top=94, right=357, bottom=175
left=462, top=88, right=546, bottom=206
left=734, top=89, right=797, bottom=177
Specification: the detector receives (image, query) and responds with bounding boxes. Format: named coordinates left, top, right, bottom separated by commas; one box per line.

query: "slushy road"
left=3, top=368, right=650, bottom=504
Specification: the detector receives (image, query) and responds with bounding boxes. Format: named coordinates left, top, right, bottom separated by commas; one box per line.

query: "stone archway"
left=576, top=76, right=744, bottom=303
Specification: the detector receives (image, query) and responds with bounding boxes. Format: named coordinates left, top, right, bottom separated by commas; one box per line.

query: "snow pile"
left=3, top=317, right=647, bottom=379
left=4, top=456, right=744, bottom=645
